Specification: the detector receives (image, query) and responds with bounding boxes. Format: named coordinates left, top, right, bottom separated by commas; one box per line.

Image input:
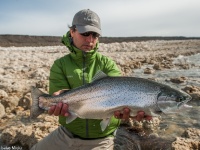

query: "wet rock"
left=190, top=93, right=200, bottom=101
left=144, top=68, right=155, bottom=74
left=133, top=61, right=142, bottom=69
left=153, top=63, right=163, bottom=70
left=182, top=85, right=200, bottom=93
left=170, top=77, right=187, bottom=84
left=179, top=64, right=191, bottom=69
left=182, top=85, right=200, bottom=101
left=162, top=62, right=174, bottom=69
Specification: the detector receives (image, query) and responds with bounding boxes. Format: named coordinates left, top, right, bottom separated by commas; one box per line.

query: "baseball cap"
left=72, top=9, right=102, bottom=35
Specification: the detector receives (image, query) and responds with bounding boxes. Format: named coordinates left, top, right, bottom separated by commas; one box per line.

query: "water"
left=133, top=53, right=200, bottom=86
left=132, top=53, right=200, bottom=140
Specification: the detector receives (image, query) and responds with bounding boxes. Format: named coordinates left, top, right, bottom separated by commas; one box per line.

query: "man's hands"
left=48, top=90, right=70, bottom=117
left=48, top=102, right=69, bottom=117
left=114, top=108, right=152, bottom=121
left=114, top=108, right=130, bottom=120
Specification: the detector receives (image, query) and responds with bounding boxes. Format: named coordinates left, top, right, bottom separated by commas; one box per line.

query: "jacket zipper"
left=82, top=51, right=89, bottom=138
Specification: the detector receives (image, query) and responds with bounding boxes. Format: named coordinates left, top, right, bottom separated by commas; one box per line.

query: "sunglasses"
left=80, top=32, right=100, bottom=38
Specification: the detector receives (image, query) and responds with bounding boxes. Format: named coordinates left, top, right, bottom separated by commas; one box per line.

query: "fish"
left=30, top=71, right=192, bottom=131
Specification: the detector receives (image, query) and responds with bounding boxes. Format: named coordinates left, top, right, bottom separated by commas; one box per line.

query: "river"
left=132, top=53, right=200, bottom=140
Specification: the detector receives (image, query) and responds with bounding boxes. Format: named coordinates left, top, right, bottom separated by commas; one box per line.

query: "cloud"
left=0, top=0, right=200, bottom=36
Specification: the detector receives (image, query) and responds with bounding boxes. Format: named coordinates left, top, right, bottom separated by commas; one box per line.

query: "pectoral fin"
left=100, top=118, right=111, bottom=131
left=65, top=112, right=77, bottom=124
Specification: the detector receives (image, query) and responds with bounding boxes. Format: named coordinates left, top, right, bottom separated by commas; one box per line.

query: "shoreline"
left=0, top=40, right=200, bottom=149
left=1, top=34, right=200, bottom=47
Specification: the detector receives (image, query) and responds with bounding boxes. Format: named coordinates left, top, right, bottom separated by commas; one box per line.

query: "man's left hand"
left=114, top=108, right=152, bottom=121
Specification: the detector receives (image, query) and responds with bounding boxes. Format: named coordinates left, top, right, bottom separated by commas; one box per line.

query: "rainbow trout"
left=30, top=72, right=192, bottom=131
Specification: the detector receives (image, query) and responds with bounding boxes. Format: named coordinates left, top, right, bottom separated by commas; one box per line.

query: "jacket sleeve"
left=49, top=59, right=70, bottom=95
left=102, top=56, right=121, bottom=77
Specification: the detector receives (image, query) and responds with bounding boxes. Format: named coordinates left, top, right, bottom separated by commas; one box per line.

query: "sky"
left=0, top=0, right=200, bottom=37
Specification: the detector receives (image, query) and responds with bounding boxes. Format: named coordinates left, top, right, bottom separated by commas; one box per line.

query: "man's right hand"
left=48, top=90, right=70, bottom=117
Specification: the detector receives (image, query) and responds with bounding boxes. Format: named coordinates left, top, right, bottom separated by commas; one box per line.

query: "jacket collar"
left=61, top=31, right=99, bottom=61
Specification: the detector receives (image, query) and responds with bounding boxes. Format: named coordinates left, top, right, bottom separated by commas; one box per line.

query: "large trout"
left=30, top=72, right=192, bottom=131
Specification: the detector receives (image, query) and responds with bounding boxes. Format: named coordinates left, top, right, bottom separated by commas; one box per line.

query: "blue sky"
left=0, top=0, right=200, bottom=37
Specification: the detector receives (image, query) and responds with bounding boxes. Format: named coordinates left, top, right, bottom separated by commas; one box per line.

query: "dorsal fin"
left=92, top=71, right=107, bottom=82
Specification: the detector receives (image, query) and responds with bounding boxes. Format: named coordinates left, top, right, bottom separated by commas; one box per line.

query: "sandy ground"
left=0, top=40, right=200, bottom=149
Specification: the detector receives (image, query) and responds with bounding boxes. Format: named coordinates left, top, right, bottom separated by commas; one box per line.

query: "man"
left=31, top=9, right=150, bottom=150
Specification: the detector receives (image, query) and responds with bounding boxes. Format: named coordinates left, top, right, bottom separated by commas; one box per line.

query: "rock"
left=182, top=85, right=200, bottom=93
left=0, top=103, right=5, bottom=118
left=182, top=85, right=200, bottom=101
left=1, top=124, right=36, bottom=149
left=1, top=117, right=59, bottom=149
left=170, top=77, right=187, bottom=84
left=12, top=106, right=25, bottom=115
left=144, top=68, right=155, bottom=74
left=133, top=61, right=142, bottom=69
left=1, top=96, right=19, bottom=112
left=180, top=64, right=191, bottom=69
left=190, top=93, right=200, bottom=101
left=126, top=117, right=161, bottom=136
left=184, top=128, right=200, bottom=139
left=35, top=80, right=49, bottom=91
left=18, top=93, right=31, bottom=110
left=114, top=126, right=173, bottom=150
left=171, top=128, right=200, bottom=150
left=172, top=137, right=200, bottom=150
left=1, top=41, right=200, bottom=149
left=0, top=89, right=8, bottom=99
left=29, top=68, right=49, bottom=80
left=153, top=63, right=163, bottom=70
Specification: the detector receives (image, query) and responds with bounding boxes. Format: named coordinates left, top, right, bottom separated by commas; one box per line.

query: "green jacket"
left=49, top=31, right=121, bottom=138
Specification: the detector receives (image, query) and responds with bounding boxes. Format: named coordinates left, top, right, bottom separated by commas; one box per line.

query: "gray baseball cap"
left=72, top=9, right=102, bottom=35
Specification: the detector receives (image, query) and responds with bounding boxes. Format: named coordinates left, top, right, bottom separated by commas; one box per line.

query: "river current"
left=132, top=53, right=200, bottom=140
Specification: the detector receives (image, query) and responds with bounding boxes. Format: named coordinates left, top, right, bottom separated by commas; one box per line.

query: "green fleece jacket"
left=49, top=31, right=121, bottom=138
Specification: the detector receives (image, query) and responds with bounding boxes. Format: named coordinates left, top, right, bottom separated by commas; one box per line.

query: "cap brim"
left=76, top=25, right=102, bottom=36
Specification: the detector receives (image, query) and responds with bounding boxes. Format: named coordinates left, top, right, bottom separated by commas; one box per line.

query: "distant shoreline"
left=0, top=34, right=200, bottom=47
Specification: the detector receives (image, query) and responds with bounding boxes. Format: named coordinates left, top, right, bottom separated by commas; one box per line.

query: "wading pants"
left=30, top=126, right=114, bottom=150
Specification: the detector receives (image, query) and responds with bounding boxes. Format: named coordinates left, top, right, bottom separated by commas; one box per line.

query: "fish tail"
left=30, top=86, right=46, bottom=119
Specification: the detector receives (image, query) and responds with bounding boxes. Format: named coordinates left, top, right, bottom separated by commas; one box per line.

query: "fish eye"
left=176, top=97, right=183, bottom=102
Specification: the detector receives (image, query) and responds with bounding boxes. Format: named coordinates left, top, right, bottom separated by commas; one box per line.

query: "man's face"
left=70, top=29, right=99, bottom=52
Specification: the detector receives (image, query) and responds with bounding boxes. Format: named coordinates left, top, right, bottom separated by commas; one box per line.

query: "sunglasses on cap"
left=80, top=32, right=100, bottom=38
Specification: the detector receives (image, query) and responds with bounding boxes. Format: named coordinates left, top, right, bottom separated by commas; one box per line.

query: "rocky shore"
left=0, top=39, right=200, bottom=149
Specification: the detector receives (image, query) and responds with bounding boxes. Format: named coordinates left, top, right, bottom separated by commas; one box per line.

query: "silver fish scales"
left=30, top=72, right=192, bottom=131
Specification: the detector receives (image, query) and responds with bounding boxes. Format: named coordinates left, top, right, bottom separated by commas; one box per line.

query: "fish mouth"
left=178, top=94, right=192, bottom=107
left=177, top=98, right=192, bottom=109
left=177, top=101, right=187, bottom=108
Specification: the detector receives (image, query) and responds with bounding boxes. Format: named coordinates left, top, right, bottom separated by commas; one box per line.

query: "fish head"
left=156, top=87, right=192, bottom=114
